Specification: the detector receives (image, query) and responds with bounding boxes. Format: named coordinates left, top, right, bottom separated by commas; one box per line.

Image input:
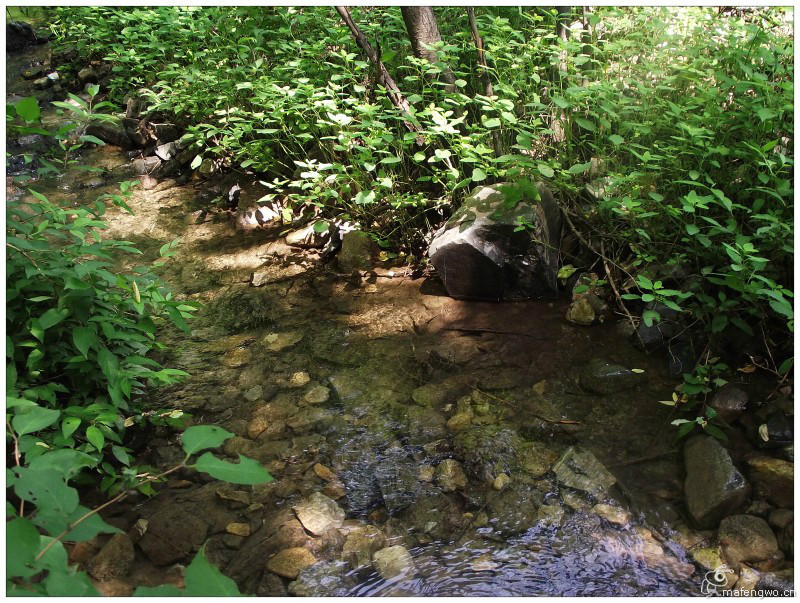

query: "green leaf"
left=39, top=308, right=70, bottom=330
left=181, top=425, right=233, bottom=455
left=312, top=220, right=329, bottom=234
left=63, top=505, right=120, bottom=542
left=471, top=168, right=487, bottom=182
left=79, top=135, right=106, bottom=146
left=567, top=162, right=592, bottom=175
left=6, top=518, right=41, bottom=578
left=574, top=117, right=596, bottom=132
left=685, top=224, right=699, bottom=236
left=62, top=417, right=81, bottom=438
left=434, top=148, right=452, bottom=160
left=97, top=348, right=119, bottom=382
left=182, top=546, right=242, bottom=596
left=483, top=118, right=501, bottom=128
left=12, top=405, right=61, bottom=436
left=190, top=155, right=202, bottom=170
left=45, top=569, right=100, bottom=596
left=704, top=424, right=728, bottom=441
left=72, top=326, right=96, bottom=358
left=609, top=134, right=624, bottom=145
left=15, top=97, right=41, bottom=123
left=537, top=164, right=554, bottom=178
left=14, top=468, right=80, bottom=531
left=86, top=425, right=105, bottom=451
left=757, top=108, right=776, bottom=122
left=711, top=314, right=728, bottom=333
left=688, top=170, right=700, bottom=180
left=134, top=585, right=184, bottom=597
left=354, top=190, right=375, bottom=205
left=380, top=155, right=401, bottom=165
left=552, top=97, right=570, bottom=109
left=193, top=452, right=273, bottom=485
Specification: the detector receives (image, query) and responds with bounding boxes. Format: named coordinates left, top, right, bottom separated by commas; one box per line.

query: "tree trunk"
left=335, top=6, right=422, bottom=144
left=466, top=8, right=503, bottom=157
left=552, top=6, right=572, bottom=144
left=400, top=6, right=457, bottom=93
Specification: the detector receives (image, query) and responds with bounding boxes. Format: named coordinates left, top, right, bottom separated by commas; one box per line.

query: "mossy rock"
left=203, top=287, right=276, bottom=334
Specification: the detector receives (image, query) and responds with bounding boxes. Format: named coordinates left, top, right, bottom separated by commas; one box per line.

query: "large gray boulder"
left=684, top=435, right=750, bottom=529
left=428, top=182, right=562, bottom=301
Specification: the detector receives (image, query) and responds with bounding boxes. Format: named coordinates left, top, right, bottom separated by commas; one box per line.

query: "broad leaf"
left=193, top=453, right=272, bottom=485
left=181, top=425, right=233, bottom=455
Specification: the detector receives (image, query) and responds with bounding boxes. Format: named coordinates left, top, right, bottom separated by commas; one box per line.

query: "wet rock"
left=376, top=454, right=421, bottom=513
left=446, top=412, right=472, bottom=432
left=266, top=547, right=317, bottom=579
left=561, top=489, right=591, bottom=511
left=262, top=331, right=304, bottom=352
left=453, top=426, right=519, bottom=483
left=709, top=384, right=748, bottom=423
left=768, top=509, right=793, bottom=530
left=519, top=441, right=559, bottom=478
left=286, top=407, right=334, bottom=433
left=78, top=66, right=98, bottom=84
left=744, top=456, right=793, bottom=508
left=633, top=302, right=682, bottom=351
left=757, top=569, right=794, bottom=594
left=759, top=411, right=793, bottom=449
left=337, top=230, right=374, bottom=272
left=579, top=358, right=642, bottom=395
left=222, top=347, right=252, bottom=368
left=226, top=523, right=251, bottom=537
left=411, top=376, right=471, bottom=407
left=428, top=182, right=562, bottom=301
left=85, top=120, right=134, bottom=149
left=293, top=492, right=345, bottom=536
left=313, top=463, right=338, bottom=482
left=537, top=505, right=565, bottom=526
left=286, top=223, right=327, bottom=248
left=256, top=572, right=287, bottom=596
left=33, top=76, right=52, bottom=90
left=288, top=560, right=355, bottom=596
left=150, top=122, right=181, bottom=144
left=776, top=521, right=792, bottom=558
left=592, top=503, right=631, bottom=525
left=22, top=65, right=45, bottom=79
left=419, top=465, right=435, bottom=482
left=322, top=481, right=346, bottom=500
left=493, top=473, right=511, bottom=491
left=304, top=385, right=330, bottom=405
left=215, top=487, right=250, bottom=509
left=435, top=459, right=468, bottom=492
left=487, top=483, right=544, bottom=535
left=288, top=371, right=310, bottom=388
left=372, top=546, right=415, bottom=579
left=86, top=534, right=134, bottom=581
left=553, top=446, right=616, bottom=496
left=431, top=337, right=482, bottom=366
left=684, top=435, right=750, bottom=529
left=342, top=525, right=387, bottom=569
left=7, top=21, right=40, bottom=53
left=719, top=515, right=780, bottom=565
left=138, top=505, right=208, bottom=565
left=155, top=141, right=178, bottom=161
left=132, top=156, right=161, bottom=175
left=240, top=386, right=264, bottom=405
left=566, top=297, right=596, bottom=325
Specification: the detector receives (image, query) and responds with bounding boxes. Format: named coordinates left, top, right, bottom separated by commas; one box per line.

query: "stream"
left=7, top=41, right=764, bottom=597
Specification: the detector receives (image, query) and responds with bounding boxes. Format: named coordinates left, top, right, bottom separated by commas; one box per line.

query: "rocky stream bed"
left=6, top=36, right=795, bottom=597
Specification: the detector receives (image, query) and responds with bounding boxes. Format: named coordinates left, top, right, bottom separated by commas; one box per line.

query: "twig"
left=34, top=463, right=185, bottom=562
left=467, top=384, right=579, bottom=425
left=442, top=327, right=548, bottom=340
left=600, top=240, right=640, bottom=345
left=7, top=417, right=24, bottom=517
left=608, top=449, right=678, bottom=468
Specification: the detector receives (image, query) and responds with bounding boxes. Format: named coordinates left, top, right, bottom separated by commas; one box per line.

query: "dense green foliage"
left=6, top=99, right=267, bottom=594
left=50, top=7, right=793, bottom=356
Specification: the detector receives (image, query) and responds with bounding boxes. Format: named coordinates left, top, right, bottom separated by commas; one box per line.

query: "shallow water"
left=7, top=44, right=724, bottom=598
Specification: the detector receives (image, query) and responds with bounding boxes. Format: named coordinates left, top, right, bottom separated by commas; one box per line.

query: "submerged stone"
left=293, top=492, right=345, bottom=536
left=684, top=435, right=749, bottom=529
left=579, top=358, right=642, bottom=395
left=372, top=546, right=415, bottom=579
left=553, top=446, right=616, bottom=496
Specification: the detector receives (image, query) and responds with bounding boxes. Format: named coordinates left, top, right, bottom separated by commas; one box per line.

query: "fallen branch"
left=335, top=6, right=423, bottom=144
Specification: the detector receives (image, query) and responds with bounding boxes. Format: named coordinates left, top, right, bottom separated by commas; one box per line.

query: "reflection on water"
left=348, top=515, right=698, bottom=597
